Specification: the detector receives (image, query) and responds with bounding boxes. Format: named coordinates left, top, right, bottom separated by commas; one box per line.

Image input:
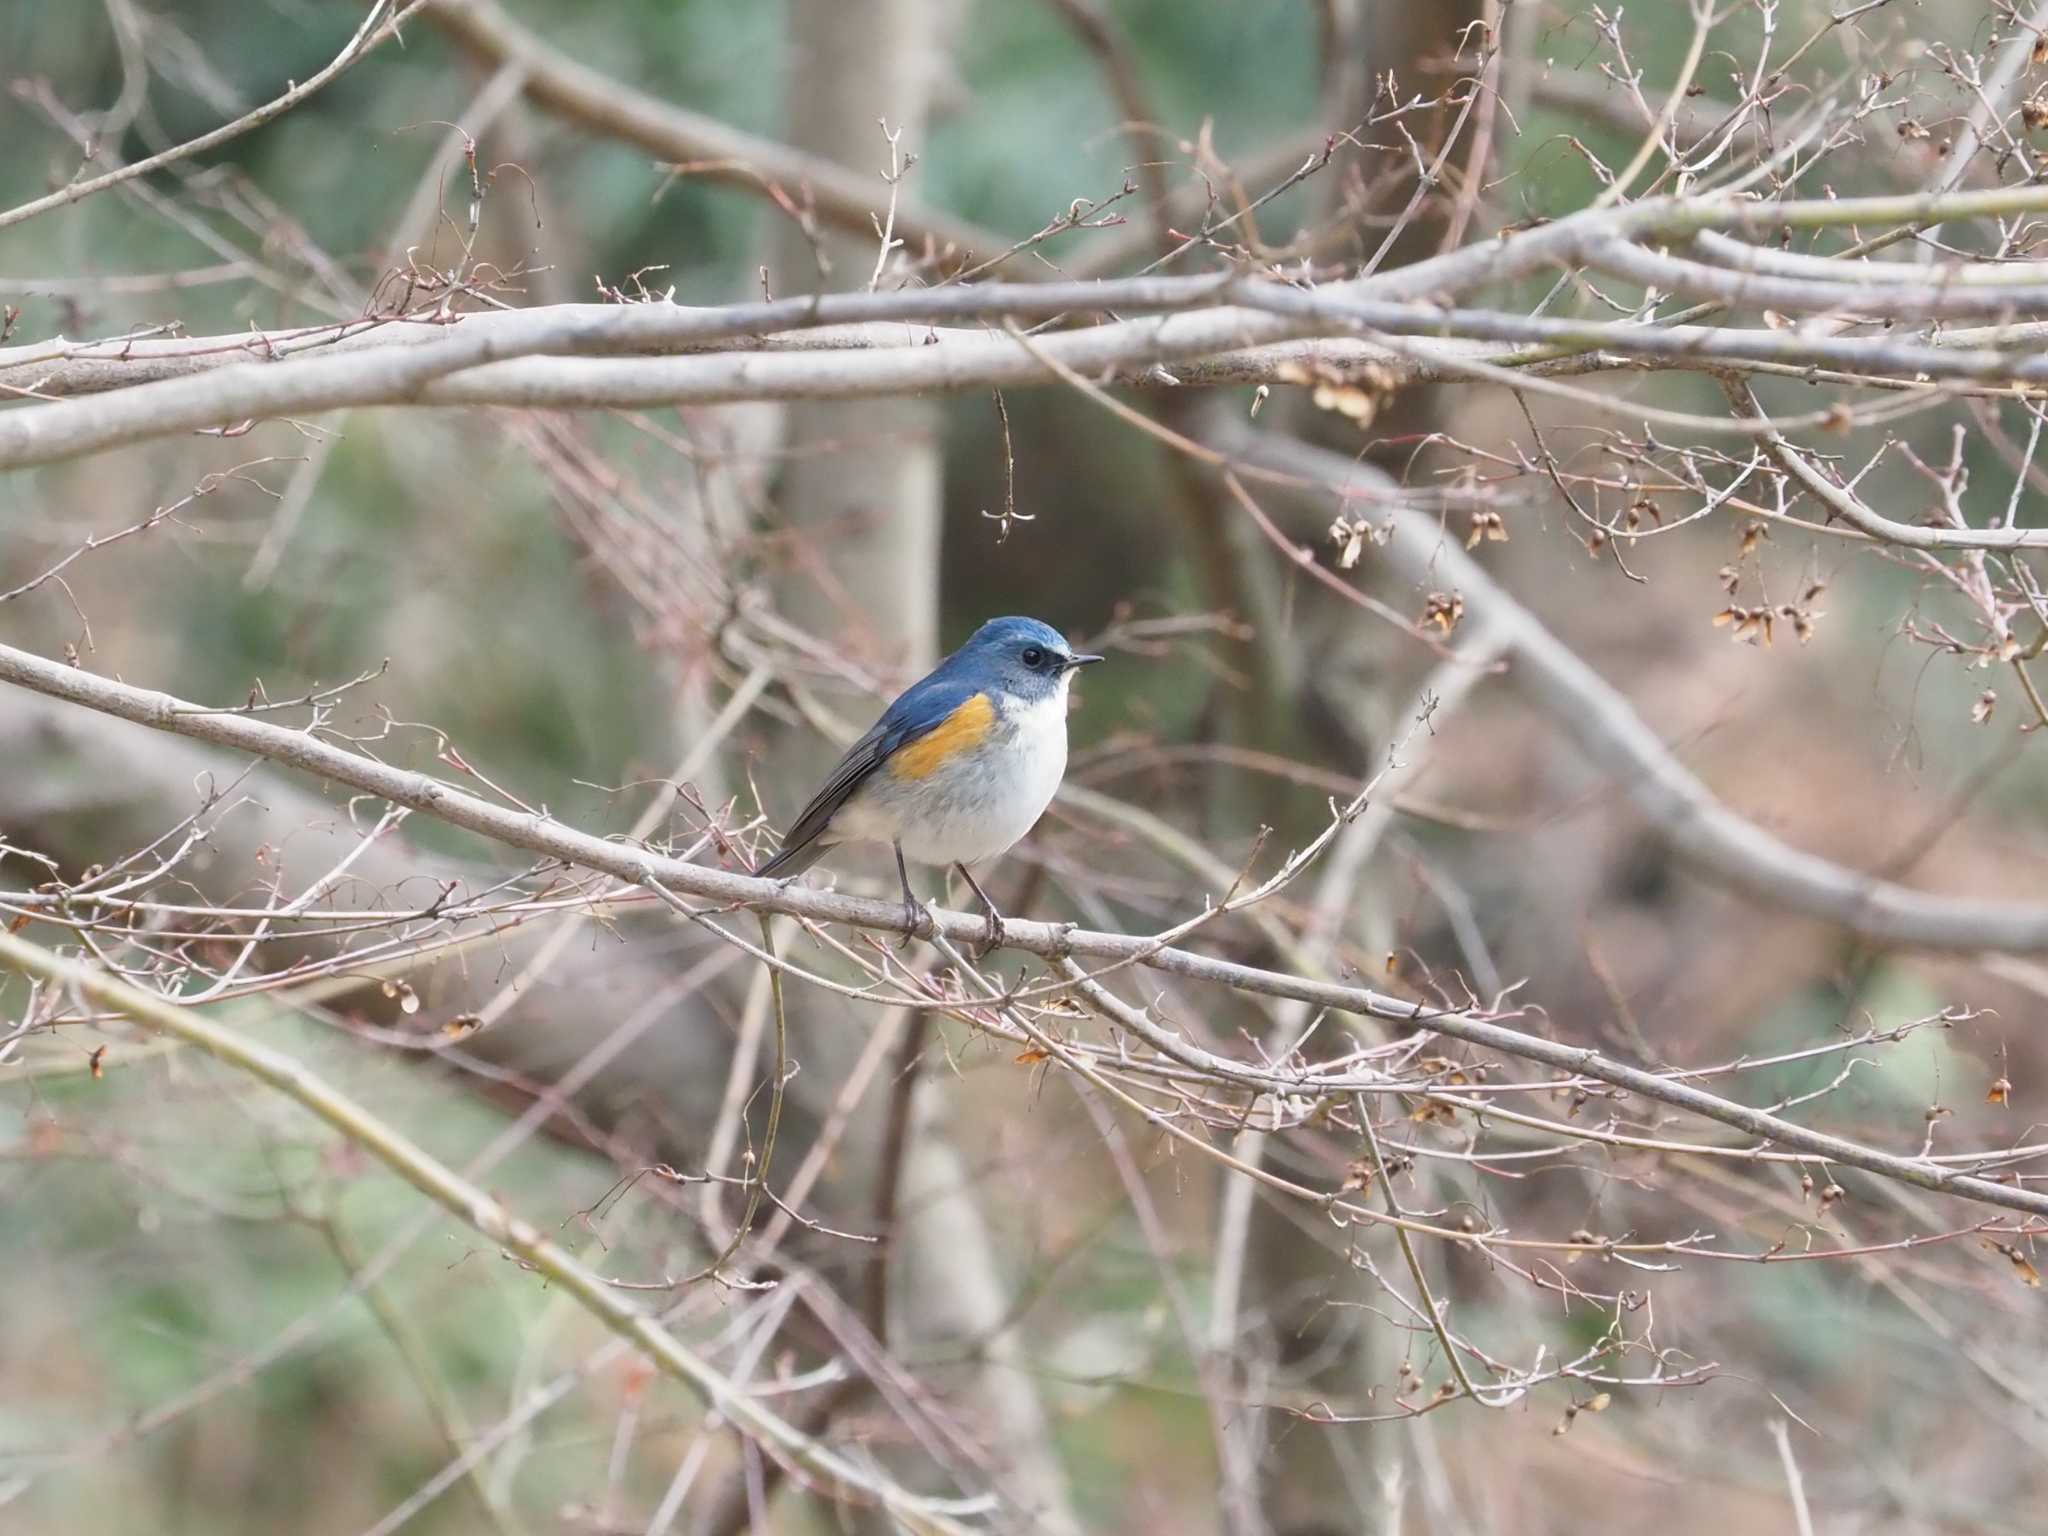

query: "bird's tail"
left=754, top=835, right=825, bottom=880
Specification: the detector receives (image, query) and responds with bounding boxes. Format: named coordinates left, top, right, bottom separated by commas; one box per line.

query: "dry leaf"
left=1554, top=1393, right=1609, bottom=1435
left=1312, top=382, right=1378, bottom=423
left=1716, top=605, right=1775, bottom=645
left=1292, top=358, right=1403, bottom=430
left=1466, top=510, right=1508, bottom=548
left=1330, top=516, right=1368, bottom=570
left=1987, top=1239, right=2043, bottom=1287
left=1421, top=591, right=1464, bottom=633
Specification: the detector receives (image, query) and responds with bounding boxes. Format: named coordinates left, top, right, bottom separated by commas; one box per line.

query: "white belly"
left=832, top=684, right=1070, bottom=866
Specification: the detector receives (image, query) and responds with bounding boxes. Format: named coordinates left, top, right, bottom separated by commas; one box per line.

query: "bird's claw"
left=974, top=910, right=1006, bottom=959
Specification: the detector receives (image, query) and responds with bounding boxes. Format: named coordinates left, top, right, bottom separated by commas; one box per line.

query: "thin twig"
left=0, top=2, right=427, bottom=234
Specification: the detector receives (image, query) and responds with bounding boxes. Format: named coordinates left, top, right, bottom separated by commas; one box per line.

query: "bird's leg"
left=893, top=842, right=921, bottom=943
left=955, top=863, right=1007, bottom=956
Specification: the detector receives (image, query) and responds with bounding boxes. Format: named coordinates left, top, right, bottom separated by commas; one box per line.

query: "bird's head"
left=956, top=616, right=1103, bottom=703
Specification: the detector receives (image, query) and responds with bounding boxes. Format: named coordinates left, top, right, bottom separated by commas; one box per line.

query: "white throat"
left=1004, top=668, right=1074, bottom=731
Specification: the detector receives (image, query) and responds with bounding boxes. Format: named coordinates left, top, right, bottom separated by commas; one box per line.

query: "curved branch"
left=1212, top=422, right=2048, bottom=954
left=1, top=640, right=2046, bottom=1221
left=1589, top=237, right=2048, bottom=318
left=0, top=279, right=1230, bottom=396
left=19, top=264, right=2048, bottom=480
left=0, top=289, right=1328, bottom=470
left=0, top=927, right=981, bottom=1536
left=426, top=0, right=1011, bottom=266
left=1730, top=375, right=2048, bottom=550
left=1690, top=229, right=2048, bottom=288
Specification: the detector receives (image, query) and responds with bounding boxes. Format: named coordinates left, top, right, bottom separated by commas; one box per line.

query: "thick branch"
left=19, top=204, right=2048, bottom=480
left=1215, top=422, right=2048, bottom=952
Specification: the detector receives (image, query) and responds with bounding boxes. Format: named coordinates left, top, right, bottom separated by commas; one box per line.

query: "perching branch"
left=2, top=639, right=2046, bottom=1220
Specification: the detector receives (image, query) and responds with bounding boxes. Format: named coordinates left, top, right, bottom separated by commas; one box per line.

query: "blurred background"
left=4, top=1, right=2048, bottom=1532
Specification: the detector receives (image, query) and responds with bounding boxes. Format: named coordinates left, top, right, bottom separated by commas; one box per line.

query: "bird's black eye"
left=1021, top=645, right=1046, bottom=669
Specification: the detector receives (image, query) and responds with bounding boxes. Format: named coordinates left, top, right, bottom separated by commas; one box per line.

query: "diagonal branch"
left=425, top=0, right=1011, bottom=265
left=1729, top=374, right=2048, bottom=551
left=0, top=1, right=430, bottom=235
left=0, top=927, right=984, bottom=1536
left=1213, top=421, right=2048, bottom=952
left=2, top=640, right=2047, bottom=1219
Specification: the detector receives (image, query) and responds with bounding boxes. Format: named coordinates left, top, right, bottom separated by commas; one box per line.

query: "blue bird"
left=757, top=616, right=1103, bottom=945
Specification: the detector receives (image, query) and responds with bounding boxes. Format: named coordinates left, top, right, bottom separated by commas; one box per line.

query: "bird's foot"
left=974, top=908, right=1007, bottom=959
left=966, top=892, right=1007, bottom=958
left=952, top=864, right=1009, bottom=959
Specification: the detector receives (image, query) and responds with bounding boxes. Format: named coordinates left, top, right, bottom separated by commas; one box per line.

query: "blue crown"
left=961, top=616, right=1066, bottom=654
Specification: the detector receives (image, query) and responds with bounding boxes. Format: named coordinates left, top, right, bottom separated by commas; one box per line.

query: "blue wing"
left=756, top=672, right=985, bottom=876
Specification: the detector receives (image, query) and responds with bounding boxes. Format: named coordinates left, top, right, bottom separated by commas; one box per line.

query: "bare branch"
left=426, top=0, right=1011, bottom=265
left=0, top=1, right=429, bottom=235
left=0, top=928, right=985, bottom=1535
left=2, top=641, right=2046, bottom=1220
left=1212, top=421, right=2048, bottom=953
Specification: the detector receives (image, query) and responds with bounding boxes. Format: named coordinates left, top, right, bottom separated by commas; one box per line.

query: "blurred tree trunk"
left=762, top=6, right=1080, bottom=1531
left=1215, top=6, right=1484, bottom=1535
left=770, top=0, right=942, bottom=673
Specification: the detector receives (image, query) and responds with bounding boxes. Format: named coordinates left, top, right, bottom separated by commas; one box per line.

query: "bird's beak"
left=1065, top=652, right=1105, bottom=670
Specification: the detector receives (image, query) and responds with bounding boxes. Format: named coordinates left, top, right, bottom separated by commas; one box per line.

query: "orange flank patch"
left=890, top=693, right=995, bottom=779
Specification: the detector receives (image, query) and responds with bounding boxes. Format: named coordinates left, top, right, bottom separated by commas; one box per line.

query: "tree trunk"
left=1216, top=5, right=1485, bottom=1531
left=762, top=5, right=1080, bottom=1529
